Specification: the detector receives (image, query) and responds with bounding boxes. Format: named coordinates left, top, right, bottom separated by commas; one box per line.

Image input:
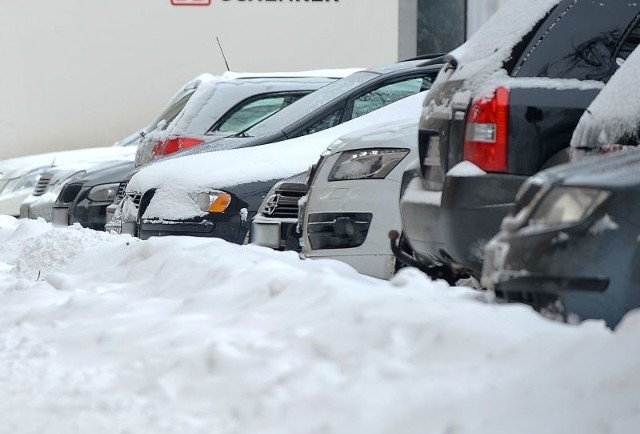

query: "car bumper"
left=0, top=191, right=31, bottom=217
left=302, top=178, right=402, bottom=279
left=400, top=172, right=526, bottom=276
left=52, top=206, right=70, bottom=227
left=251, top=215, right=299, bottom=250
left=481, top=228, right=637, bottom=328
left=138, top=215, right=250, bottom=243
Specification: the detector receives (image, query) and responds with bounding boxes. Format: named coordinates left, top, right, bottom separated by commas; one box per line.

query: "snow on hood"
left=0, top=219, right=638, bottom=433
left=327, top=119, right=418, bottom=155
left=223, top=68, right=362, bottom=80
left=571, top=48, right=640, bottom=149
left=0, top=147, right=137, bottom=182
left=128, top=91, right=427, bottom=194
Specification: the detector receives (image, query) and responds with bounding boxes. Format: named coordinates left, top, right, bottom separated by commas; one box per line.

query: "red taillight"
left=463, top=87, right=509, bottom=172
left=150, top=137, right=204, bottom=161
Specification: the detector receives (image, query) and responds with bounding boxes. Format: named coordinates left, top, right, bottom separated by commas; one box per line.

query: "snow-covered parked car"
left=20, top=154, right=136, bottom=222
left=0, top=143, right=138, bottom=217
left=135, top=73, right=342, bottom=166
left=300, top=120, right=419, bottom=279
left=109, top=91, right=431, bottom=242
left=251, top=118, right=421, bottom=280
left=482, top=45, right=640, bottom=328
left=52, top=160, right=135, bottom=231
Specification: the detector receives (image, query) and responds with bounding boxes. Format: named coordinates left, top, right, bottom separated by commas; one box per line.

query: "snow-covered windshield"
left=571, top=47, right=640, bottom=149
left=239, top=71, right=379, bottom=137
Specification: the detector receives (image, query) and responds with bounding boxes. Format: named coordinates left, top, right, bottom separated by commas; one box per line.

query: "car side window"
left=149, top=90, right=195, bottom=132
left=297, top=109, right=344, bottom=137
left=350, top=76, right=432, bottom=120
left=210, top=93, right=307, bottom=134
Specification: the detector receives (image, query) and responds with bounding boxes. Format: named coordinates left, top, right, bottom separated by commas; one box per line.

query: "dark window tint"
left=240, top=71, right=378, bottom=137
left=350, top=76, right=433, bottom=120
left=210, top=93, right=306, bottom=134
left=148, top=90, right=195, bottom=132
left=297, top=109, right=344, bottom=136
left=513, top=1, right=640, bottom=81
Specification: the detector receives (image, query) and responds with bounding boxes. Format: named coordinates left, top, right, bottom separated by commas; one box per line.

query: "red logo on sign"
left=171, top=0, right=211, bottom=6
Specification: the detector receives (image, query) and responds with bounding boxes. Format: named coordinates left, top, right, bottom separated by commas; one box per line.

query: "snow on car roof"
left=449, top=0, right=560, bottom=91
left=0, top=147, right=137, bottom=182
left=127, top=91, right=427, bottom=194
left=0, top=218, right=637, bottom=432
left=571, top=47, right=640, bottom=149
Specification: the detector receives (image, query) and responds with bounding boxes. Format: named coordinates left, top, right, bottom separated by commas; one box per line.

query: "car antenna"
left=216, top=36, right=231, bottom=71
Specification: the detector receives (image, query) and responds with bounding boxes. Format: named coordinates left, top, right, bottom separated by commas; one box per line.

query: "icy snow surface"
left=0, top=219, right=638, bottom=434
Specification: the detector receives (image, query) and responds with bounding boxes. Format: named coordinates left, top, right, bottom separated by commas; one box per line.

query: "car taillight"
left=150, top=137, right=204, bottom=161
left=463, top=87, right=509, bottom=172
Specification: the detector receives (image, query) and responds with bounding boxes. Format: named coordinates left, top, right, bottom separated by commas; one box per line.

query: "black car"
left=481, top=149, right=640, bottom=328
left=121, top=59, right=444, bottom=241
left=53, top=161, right=135, bottom=231
left=481, top=45, right=640, bottom=328
left=398, top=0, right=640, bottom=280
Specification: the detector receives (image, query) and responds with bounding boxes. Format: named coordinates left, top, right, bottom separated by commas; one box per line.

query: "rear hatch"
left=420, top=0, right=640, bottom=190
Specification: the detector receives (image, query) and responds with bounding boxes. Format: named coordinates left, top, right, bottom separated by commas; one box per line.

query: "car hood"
left=127, top=91, right=427, bottom=194
left=0, top=147, right=136, bottom=181
left=534, top=148, right=640, bottom=190
left=72, top=161, right=136, bottom=189
left=326, top=119, right=418, bottom=156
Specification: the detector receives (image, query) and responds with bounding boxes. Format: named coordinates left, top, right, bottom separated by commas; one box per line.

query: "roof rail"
left=400, top=53, right=447, bottom=62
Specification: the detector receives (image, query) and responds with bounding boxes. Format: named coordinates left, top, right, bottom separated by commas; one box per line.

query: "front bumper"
left=302, top=178, right=402, bottom=279
left=480, top=225, right=637, bottom=328
left=400, top=172, right=526, bottom=276
left=138, top=214, right=252, bottom=243
left=251, top=215, right=300, bottom=250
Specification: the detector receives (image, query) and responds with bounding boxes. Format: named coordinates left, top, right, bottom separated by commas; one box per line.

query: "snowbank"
left=0, top=219, right=638, bottom=434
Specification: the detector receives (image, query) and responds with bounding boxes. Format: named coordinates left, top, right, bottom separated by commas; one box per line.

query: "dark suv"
left=399, top=0, right=640, bottom=280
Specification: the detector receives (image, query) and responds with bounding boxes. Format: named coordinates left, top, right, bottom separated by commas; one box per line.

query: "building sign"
left=171, top=0, right=211, bottom=6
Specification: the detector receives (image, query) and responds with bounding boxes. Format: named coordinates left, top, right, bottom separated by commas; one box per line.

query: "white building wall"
left=0, top=0, right=401, bottom=160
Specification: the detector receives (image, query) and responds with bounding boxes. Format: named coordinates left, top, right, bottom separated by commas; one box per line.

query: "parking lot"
left=1, top=0, right=639, bottom=433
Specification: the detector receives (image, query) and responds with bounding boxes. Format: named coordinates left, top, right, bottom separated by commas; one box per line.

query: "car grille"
left=265, top=182, right=308, bottom=219
left=115, top=180, right=128, bottom=203
left=127, top=192, right=142, bottom=208
left=33, top=174, right=53, bottom=196
left=59, top=183, right=83, bottom=204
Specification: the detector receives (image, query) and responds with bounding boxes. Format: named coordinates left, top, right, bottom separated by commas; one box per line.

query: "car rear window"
left=513, top=1, right=640, bottom=81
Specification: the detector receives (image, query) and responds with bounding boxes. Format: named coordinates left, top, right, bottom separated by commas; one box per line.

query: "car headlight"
left=196, top=191, right=231, bottom=213
left=328, top=148, right=410, bottom=181
left=87, top=183, right=120, bottom=202
left=1, top=168, right=48, bottom=195
left=528, top=186, right=610, bottom=228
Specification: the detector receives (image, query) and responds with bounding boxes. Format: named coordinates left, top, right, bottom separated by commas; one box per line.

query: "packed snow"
left=0, top=218, right=638, bottom=434
left=571, top=46, right=640, bottom=149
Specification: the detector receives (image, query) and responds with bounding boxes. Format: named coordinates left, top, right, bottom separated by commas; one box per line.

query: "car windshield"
left=238, top=71, right=379, bottom=137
